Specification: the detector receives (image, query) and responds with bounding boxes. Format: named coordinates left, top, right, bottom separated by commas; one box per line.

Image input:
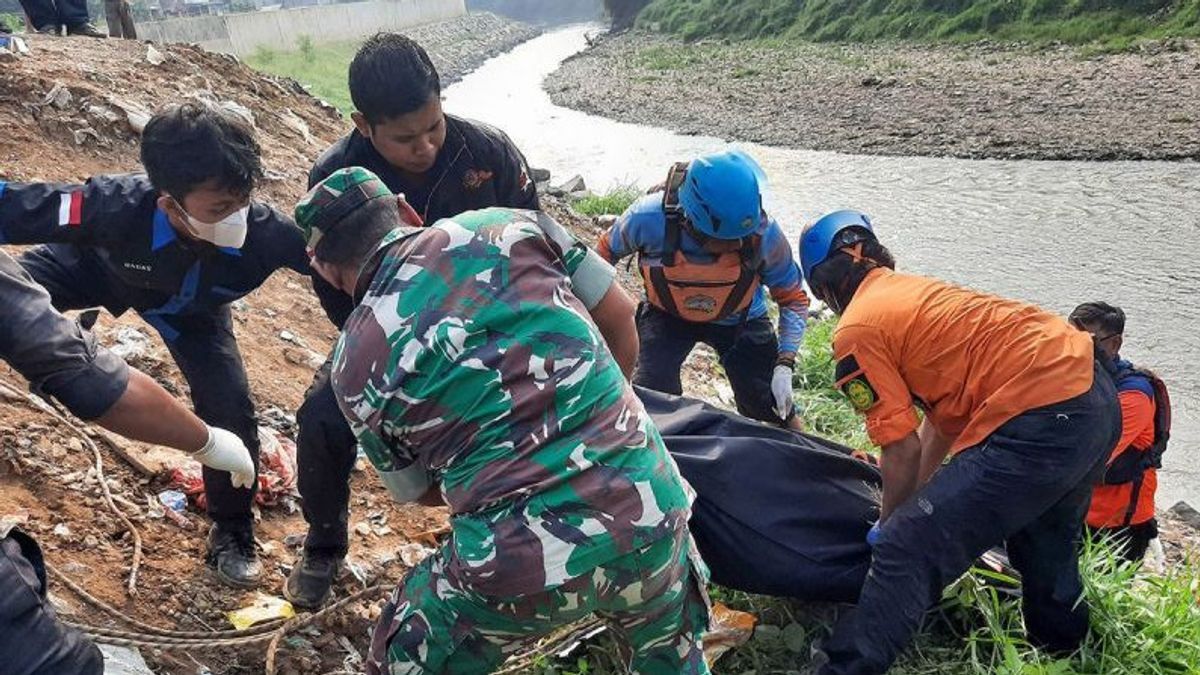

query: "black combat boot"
left=206, top=523, right=262, bottom=588
left=283, top=548, right=342, bottom=609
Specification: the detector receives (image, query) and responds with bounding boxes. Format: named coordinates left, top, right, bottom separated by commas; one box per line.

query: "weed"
left=252, top=45, right=276, bottom=65
left=570, top=186, right=642, bottom=216
left=296, top=34, right=316, bottom=64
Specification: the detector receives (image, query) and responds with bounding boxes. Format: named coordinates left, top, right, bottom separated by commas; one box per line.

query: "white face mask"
left=181, top=205, right=250, bottom=248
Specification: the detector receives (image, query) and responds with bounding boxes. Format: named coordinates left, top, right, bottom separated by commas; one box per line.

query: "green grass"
left=245, top=39, right=361, bottom=114
left=526, top=316, right=1200, bottom=674
left=637, top=0, right=1200, bottom=45
left=0, top=12, right=23, bottom=32
left=570, top=186, right=643, bottom=216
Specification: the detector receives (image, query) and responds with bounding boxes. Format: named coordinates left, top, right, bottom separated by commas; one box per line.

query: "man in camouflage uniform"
left=295, top=167, right=710, bottom=675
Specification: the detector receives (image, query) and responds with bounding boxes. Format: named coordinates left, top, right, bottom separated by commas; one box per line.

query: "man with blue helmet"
left=799, top=211, right=1120, bottom=674
left=598, top=150, right=809, bottom=427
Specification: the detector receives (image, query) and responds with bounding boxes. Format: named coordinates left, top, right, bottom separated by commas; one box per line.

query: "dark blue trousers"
left=633, top=302, right=787, bottom=425
left=819, top=362, right=1120, bottom=674
left=0, top=531, right=102, bottom=675
left=19, top=245, right=261, bottom=529
left=17, top=0, right=89, bottom=30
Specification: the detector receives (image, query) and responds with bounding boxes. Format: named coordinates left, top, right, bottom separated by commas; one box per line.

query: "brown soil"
left=0, top=34, right=448, bottom=675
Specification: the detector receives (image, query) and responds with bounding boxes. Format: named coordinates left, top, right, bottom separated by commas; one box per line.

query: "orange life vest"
left=639, top=163, right=763, bottom=323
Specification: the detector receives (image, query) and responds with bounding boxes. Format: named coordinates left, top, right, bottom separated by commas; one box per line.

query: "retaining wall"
left=139, top=0, right=466, bottom=55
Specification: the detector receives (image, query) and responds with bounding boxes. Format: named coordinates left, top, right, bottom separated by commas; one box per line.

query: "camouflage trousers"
left=365, top=529, right=711, bottom=675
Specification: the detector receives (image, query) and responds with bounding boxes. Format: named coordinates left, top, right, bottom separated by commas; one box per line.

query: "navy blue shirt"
left=0, top=174, right=310, bottom=341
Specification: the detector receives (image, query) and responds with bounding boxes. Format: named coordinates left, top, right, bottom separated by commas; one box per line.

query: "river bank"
left=545, top=32, right=1200, bottom=161
left=247, top=11, right=541, bottom=113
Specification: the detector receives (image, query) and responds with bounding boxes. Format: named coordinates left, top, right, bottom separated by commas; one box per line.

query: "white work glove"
left=771, top=363, right=796, bottom=422
left=193, top=426, right=256, bottom=489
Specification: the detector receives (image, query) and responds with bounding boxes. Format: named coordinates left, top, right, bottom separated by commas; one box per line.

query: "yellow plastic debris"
left=703, top=602, right=757, bottom=666
left=226, top=593, right=296, bottom=630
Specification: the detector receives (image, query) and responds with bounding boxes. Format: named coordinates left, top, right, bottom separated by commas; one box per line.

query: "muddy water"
left=444, top=25, right=1200, bottom=507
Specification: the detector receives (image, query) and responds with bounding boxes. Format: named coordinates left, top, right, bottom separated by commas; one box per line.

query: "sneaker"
left=283, top=548, right=343, bottom=610
left=206, top=524, right=262, bottom=589
left=65, top=22, right=106, bottom=38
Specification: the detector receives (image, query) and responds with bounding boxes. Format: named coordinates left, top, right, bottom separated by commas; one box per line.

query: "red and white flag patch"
left=58, top=191, right=83, bottom=227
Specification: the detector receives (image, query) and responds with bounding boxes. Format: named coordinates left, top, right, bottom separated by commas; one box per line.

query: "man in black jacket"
left=287, top=32, right=544, bottom=608
left=0, top=102, right=311, bottom=589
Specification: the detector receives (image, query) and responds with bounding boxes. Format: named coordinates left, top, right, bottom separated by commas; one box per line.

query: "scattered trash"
left=99, top=644, right=155, bottom=675
left=110, top=326, right=152, bottom=360
left=703, top=603, right=758, bottom=665
left=279, top=109, right=314, bottom=145
left=168, top=427, right=297, bottom=510
left=279, top=330, right=309, bottom=348
left=53, top=523, right=71, bottom=537
left=108, top=97, right=152, bottom=134
left=157, top=489, right=187, bottom=513
left=72, top=127, right=101, bottom=146
left=226, top=593, right=295, bottom=631
left=0, top=512, right=30, bottom=538
left=283, top=346, right=325, bottom=370
left=283, top=532, right=306, bottom=549
left=0, top=35, right=29, bottom=57
left=353, top=522, right=372, bottom=537
left=43, top=83, right=72, bottom=109
left=145, top=45, right=165, bottom=66
left=398, top=543, right=435, bottom=567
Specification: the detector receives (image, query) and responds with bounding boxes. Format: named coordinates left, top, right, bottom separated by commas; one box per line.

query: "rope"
left=61, top=584, right=389, bottom=651
left=0, top=379, right=143, bottom=594
left=48, top=563, right=285, bottom=638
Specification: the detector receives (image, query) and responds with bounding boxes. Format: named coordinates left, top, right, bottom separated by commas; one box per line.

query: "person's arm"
left=595, top=201, right=648, bottom=265
left=917, top=416, right=953, bottom=484
left=760, top=220, right=810, bottom=360
left=834, top=324, right=923, bottom=518
left=588, top=284, right=639, bottom=378
left=261, top=205, right=313, bottom=277
left=0, top=250, right=253, bottom=483
left=95, top=369, right=207, bottom=449
left=0, top=179, right=107, bottom=246
left=491, top=129, right=540, bottom=210
left=1110, top=389, right=1154, bottom=463
left=879, top=431, right=923, bottom=521
left=531, top=211, right=639, bottom=377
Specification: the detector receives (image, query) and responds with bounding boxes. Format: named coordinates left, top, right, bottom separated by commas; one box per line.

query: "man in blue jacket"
left=598, top=150, right=809, bottom=428
left=0, top=102, right=310, bottom=588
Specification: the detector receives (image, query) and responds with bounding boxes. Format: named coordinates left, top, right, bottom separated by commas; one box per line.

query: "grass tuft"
left=570, top=186, right=642, bottom=217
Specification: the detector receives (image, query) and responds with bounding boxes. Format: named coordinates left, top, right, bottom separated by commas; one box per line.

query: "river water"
left=444, top=25, right=1200, bottom=507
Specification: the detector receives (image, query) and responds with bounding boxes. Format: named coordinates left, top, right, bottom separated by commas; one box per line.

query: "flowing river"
left=444, top=25, right=1200, bottom=508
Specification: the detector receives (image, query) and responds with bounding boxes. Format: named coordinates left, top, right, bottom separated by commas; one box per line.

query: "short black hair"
left=349, top=32, right=441, bottom=125
left=1069, top=301, right=1125, bottom=335
left=141, top=102, right=263, bottom=201
left=315, top=197, right=401, bottom=267
left=808, top=238, right=895, bottom=313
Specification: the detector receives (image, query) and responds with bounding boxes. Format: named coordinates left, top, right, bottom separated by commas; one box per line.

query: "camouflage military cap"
left=294, top=167, right=393, bottom=250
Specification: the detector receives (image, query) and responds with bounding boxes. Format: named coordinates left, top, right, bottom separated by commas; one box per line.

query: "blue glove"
left=866, top=522, right=882, bottom=547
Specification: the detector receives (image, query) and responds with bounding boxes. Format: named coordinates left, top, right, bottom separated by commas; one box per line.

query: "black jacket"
left=308, top=114, right=540, bottom=328
left=0, top=174, right=310, bottom=341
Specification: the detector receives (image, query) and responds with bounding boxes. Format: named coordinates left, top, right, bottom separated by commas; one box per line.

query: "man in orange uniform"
left=1070, top=302, right=1163, bottom=563
left=798, top=211, right=1121, bottom=674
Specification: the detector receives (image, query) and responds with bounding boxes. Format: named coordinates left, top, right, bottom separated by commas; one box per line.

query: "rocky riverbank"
left=545, top=32, right=1200, bottom=161
left=404, top=11, right=542, bottom=85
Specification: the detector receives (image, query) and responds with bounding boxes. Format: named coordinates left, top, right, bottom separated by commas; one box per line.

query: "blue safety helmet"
left=678, top=150, right=764, bottom=240
left=799, top=210, right=876, bottom=282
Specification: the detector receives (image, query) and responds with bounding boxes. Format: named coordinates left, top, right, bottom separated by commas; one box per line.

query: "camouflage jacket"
left=331, top=208, right=694, bottom=596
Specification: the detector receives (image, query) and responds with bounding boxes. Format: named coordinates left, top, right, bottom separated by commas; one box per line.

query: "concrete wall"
left=140, top=0, right=466, bottom=55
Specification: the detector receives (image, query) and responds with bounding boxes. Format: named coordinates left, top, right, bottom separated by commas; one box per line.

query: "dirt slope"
left=0, top=35, right=442, bottom=675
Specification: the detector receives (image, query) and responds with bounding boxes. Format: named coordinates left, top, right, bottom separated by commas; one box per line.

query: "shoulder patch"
left=835, top=355, right=878, bottom=412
